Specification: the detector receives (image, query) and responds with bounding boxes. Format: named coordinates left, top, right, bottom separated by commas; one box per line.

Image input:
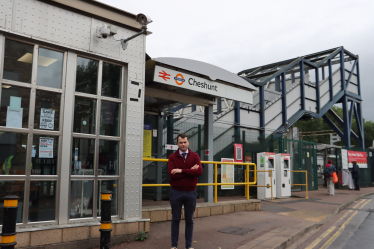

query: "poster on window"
left=143, top=124, right=152, bottom=158
left=341, top=149, right=348, bottom=169
left=221, top=158, right=235, bottom=189
left=40, top=108, right=55, bottom=130
left=347, top=150, right=367, bottom=168
left=234, top=143, right=243, bottom=162
left=39, top=137, right=54, bottom=158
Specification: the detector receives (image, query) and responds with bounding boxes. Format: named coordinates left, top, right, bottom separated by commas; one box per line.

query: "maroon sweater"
left=168, top=149, right=203, bottom=191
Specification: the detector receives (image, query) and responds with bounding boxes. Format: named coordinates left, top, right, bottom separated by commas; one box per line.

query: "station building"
left=0, top=0, right=368, bottom=247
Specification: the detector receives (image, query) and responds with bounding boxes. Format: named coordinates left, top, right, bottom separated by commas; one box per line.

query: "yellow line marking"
left=359, top=199, right=371, bottom=209
left=305, top=211, right=352, bottom=249
left=352, top=199, right=365, bottom=209
left=305, top=226, right=336, bottom=249
left=320, top=199, right=371, bottom=249
left=305, top=199, right=371, bottom=249
left=320, top=210, right=358, bottom=249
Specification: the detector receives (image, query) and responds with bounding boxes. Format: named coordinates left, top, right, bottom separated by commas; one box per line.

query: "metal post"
left=216, top=98, right=221, bottom=114
left=305, top=171, right=309, bottom=199
left=204, top=105, right=214, bottom=202
left=234, top=101, right=240, bottom=143
left=100, top=191, right=113, bottom=249
left=299, top=61, right=305, bottom=110
left=156, top=115, right=163, bottom=201
left=214, top=163, right=217, bottom=203
left=191, top=105, right=196, bottom=113
left=0, top=196, right=19, bottom=249
left=246, top=164, right=249, bottom=200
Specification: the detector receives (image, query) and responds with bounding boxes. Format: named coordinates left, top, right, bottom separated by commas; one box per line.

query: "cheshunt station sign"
left=146, top=58, right=256, bottom=105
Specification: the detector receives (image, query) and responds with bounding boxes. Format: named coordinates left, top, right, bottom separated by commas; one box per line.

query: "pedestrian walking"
left=350, top=160, right=360, bottom=191
left=168, top=133, right=203, bottom=249
left=324, top=159, right=336, bottom=195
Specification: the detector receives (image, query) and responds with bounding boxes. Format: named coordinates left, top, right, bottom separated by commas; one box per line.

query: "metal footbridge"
left=171, top=47, right=364, bottom=150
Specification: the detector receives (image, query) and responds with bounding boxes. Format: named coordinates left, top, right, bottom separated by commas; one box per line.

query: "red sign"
left=158, top=70, right=171, bottom=81
left=234, top=144, right=243, bottom=162
left=245, top=156, right=252, bottom=162
left=205, top=150, right=209, bottom=155
left=347, top=150, right=367, bottom=168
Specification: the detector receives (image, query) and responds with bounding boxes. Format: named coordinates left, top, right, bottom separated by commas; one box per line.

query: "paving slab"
left=102, top=187, right=374, bottom=249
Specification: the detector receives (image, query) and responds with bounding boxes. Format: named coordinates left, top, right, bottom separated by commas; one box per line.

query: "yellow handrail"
left=143, top=158, right=275, bottom=203
left=291, top=170, right=308, bottom=199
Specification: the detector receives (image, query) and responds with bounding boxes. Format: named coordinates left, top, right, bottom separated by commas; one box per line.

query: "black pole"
left=0, top=195, right=19, bottom=249
left=100, top=190, right=112, bottom=249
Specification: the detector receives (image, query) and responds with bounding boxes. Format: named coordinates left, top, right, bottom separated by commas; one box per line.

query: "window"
left=3, top=39, right=33, bottom=83
left=71, top=57, right=123, bottom=220
left=0, top=39, right=65, bottom=225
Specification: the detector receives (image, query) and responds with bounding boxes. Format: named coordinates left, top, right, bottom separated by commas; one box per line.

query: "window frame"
left=69, top=54, right=126, bottom=223
left=0, top=36, right=67, bottom=226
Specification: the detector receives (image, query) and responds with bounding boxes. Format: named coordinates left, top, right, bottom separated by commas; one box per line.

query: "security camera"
left=136, top=13, right=152, bottom=27
left=96, top=24, right=110, bottom=39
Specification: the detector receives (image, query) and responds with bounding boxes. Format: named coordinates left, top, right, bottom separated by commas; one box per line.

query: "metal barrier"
left=291, top=170, right=309, bottom=199
left=143, top=158, right=274, bottom=202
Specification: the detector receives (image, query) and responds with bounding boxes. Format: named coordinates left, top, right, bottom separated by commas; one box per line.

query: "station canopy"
left=145, top=56, right=257, bottom=113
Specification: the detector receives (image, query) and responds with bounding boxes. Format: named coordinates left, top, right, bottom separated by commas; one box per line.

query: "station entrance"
left=141, top=57, right=256, bottom=202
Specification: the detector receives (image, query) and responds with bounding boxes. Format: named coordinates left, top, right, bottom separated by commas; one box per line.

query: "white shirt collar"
left=179, top=149, right=189, bottom=156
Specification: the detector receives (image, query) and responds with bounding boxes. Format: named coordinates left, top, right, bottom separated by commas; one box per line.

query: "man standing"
left=168, top=133, right=203, bottom=249
left=350, top=160, right=360, bottom=191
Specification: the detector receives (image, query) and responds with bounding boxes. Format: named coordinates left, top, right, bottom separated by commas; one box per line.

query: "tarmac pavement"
left=105, top=187, right=374, bottom=249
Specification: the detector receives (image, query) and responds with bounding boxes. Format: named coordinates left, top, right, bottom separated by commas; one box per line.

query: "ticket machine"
left=257, top=152, right=276, bottom=200
left=275, top=153, right=291, bottom=198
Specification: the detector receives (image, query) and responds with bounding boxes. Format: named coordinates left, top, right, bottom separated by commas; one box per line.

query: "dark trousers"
left=354, top=178, right=360, bottom=190
left=170, top=189, right=196, bottom=249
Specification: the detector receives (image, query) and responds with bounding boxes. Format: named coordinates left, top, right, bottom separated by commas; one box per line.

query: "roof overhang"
left=46, top=0, right=148, bottom=32
left=145, top=58, right=256, bottom=107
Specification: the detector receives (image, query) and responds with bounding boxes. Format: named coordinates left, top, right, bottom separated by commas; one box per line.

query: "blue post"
left=299, top=61, right=305, bottom=110
left=315, top=69, right=320, bottom=114
left=340, top=50, right=346, bottom=90
left=281, top=73, right=287, bottom=124
left=342, top=95, right=351, bottom=148
left=234, top=101, right=241, bottom=143
left=216, top=98, right=221, bottom=114
left=328, top=59, right=333, bottom=101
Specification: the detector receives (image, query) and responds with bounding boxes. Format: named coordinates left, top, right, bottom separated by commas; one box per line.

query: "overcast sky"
left=100, top=0, right=374, bottom=121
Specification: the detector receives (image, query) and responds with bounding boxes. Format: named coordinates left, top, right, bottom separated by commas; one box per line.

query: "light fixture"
left=2, top=85, right=11, bottom=89
left=17, top=53, right=57, bottom=67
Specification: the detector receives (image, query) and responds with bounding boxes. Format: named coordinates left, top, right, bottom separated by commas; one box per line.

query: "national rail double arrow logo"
left=158, top=70, right=171, bottom=81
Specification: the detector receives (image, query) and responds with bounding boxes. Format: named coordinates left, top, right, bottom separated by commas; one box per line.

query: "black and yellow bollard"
left=100, top=190, right=112, bottom=249
left=0, top=195, right=19, bottom=249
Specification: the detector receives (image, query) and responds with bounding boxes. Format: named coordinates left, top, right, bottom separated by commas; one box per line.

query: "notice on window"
left=341, top=149, right=348, bottom=169
left=39, top=137, right=54, bottom=158
left=221, top=158, right=235, bottom=190
left=143, top=124, right=152, bottom=158
left=40, top=108, right=55, bottom=130
left=6, top=106, right=23, bottom=128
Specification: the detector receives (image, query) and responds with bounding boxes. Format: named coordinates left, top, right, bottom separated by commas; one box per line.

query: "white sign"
left=6, top=106, right=23, bottom=128
left=153, top=65, right=253, bottom=104
left=341, top=149, right=348, bottom=169
left=40, top=108, right=55, bottom=130
left=153, top=129, right=157, bottom=137
left=165, top=144, right=178, bottom=151
left=39, top=137, right=54, bottom=158
left=221, top=158, right=235, bottom=189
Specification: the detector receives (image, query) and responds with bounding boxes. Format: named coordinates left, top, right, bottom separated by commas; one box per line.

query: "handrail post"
left=305, top=171, right=309, bottom=199
left=214, top=163, right=217, bottom=203
left=246, top=164, right=249, bottom=200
